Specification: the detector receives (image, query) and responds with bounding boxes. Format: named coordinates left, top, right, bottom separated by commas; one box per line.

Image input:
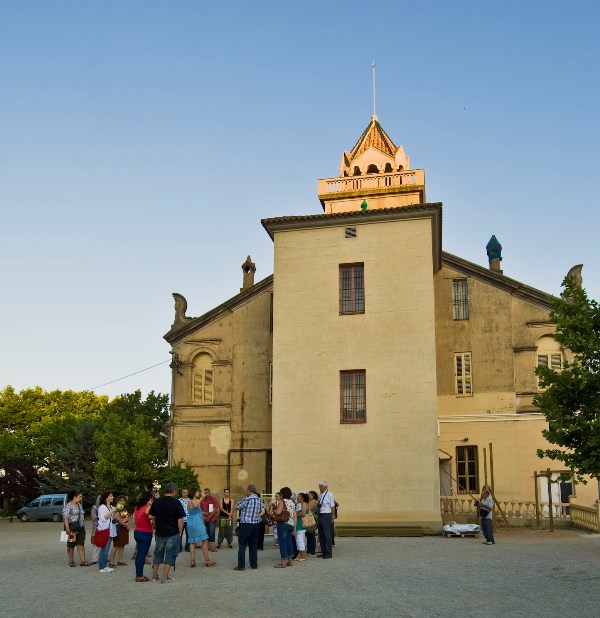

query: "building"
left=164, top=115, right=597, bottom=534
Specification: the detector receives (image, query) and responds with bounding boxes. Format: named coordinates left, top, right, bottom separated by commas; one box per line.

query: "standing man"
left=201, top=488, right=220, bottom=552
left=149, top=482, right=185, bottom=583
left=178, top=488, right=190, bottom=552
left=317, top=480, right=336, bottom=559
left=234, top=484, right=265, bottom=571
left=475, top=487, right=495, bottom=545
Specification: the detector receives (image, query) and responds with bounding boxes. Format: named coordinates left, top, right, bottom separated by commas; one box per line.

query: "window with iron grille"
left=339, top=264, right=365, bottom=314
left=340, top=370, right=366, bottom=423
left=456, top=445, right=479, bottom=494
left=453, top=279, right=469, bottom=319
left=455, top=352, right=473, bottom=396
left=537, top=353, right=562, bottom=371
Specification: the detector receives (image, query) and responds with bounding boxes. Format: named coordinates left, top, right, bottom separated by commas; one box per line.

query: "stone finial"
left=172, top=293, right=192, bottom=326
left=486, top=235, right=503, bottom=273
left=566, top=264, right=583, bottom=287
left=241, top=256, right=256, bottom=291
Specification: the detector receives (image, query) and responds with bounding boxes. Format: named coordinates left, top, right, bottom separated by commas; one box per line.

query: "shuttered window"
left=455, top=352, right=473, bottom=396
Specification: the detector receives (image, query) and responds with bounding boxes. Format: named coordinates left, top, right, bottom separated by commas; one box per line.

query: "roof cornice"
left=441, top=252, right=556, bottom=308
left=262, top=203, right=442, bottom=272
left=164, top=275, right=274, bottom=345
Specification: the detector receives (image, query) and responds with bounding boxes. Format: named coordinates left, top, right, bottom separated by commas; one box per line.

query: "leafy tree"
left=37, top=418, right=99, bottom=502
left=535, top=275, right=600, bottom=481
left=156, top=463, right=200, bottom=493
left=0, top=459, right=38, bottom=510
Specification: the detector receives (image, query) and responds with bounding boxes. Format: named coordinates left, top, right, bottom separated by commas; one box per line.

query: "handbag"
left=272, top=500, right=289, bottom=523
left=94, top=527, right=110, bottom=547
left=301, top=510, right=316, bottom=531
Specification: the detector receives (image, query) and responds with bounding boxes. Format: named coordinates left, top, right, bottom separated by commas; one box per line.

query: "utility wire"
left=89, top=359, right=170, bottom=390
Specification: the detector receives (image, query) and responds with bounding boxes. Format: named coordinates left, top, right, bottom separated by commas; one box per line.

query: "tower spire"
left=372, top=60, right=377, bottom=121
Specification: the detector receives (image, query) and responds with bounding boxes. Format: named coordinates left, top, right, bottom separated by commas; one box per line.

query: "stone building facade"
left=164, top=115, right=597, bottom=533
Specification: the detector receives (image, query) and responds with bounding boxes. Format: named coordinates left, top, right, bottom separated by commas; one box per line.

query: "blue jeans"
left=276, top=522, right=294, bottom=560
left=237, top=523, right=258, bottom=568
left=481, top=517, right=494, bottom=543
left=134, top=530, right=153, bottom=577
left=98, top=538, right=112, bottom=570
left=153, top=534, right=180, bottom=566
left=206, top=520, right=216, bottom=542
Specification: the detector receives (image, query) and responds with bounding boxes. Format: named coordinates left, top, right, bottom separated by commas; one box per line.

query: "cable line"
left=89, top=359, right=170, bottom=390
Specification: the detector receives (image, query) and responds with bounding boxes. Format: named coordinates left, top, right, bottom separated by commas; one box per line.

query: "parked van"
left=17, top=494, right=68, bottom=522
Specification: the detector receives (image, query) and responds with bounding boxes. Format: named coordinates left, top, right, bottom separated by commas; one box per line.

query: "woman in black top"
left=217, top=488, right=234, bottom=549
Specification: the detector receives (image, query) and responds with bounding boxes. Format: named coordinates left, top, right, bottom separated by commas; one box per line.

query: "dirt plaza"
left=1, top=520, right=598, bottom=618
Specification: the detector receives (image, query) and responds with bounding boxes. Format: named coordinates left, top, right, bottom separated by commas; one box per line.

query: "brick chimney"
left=486, top=236, right=503, bottom=274
left=241, top=255, right=256, bottom=291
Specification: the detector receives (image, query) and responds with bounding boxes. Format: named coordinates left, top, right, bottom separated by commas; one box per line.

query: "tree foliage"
left=535, top=276, right=600, bottom=481
left=0, top=387, right=173, bottom=505
left=156, top=463, right=200, bottom=492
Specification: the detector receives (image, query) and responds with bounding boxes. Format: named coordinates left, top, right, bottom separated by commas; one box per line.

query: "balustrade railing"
left=569, top=500, right=600, bottom=532
left=318, top=169, right=425, bottom=195
left=440, top=496, right=572, bottom=521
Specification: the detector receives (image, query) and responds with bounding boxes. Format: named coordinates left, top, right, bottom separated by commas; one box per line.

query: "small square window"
left=345, top=227, right=357, bottom=238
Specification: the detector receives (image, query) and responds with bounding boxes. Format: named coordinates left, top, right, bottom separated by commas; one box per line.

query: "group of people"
left=61, top=480, right=338, bottom=582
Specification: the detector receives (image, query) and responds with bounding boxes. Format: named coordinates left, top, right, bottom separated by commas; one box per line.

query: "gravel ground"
left=1, top=520, right=598, bottom=617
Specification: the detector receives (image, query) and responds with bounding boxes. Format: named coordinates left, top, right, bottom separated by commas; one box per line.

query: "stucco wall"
left=271, top=216, right=441, bottom=529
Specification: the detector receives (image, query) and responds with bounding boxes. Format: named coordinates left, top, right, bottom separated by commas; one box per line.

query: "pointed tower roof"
left=349, top=116, right=397, bottom=160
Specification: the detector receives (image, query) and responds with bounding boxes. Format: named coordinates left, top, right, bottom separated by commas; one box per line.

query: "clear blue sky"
left=2, top=1, right=599, bottom=399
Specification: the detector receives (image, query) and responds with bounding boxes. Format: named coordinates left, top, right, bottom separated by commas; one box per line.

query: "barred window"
left=455, top=352, right=473, bottom=396
left=340, top=370, right=366, bottom=423
left=453, top=279, right=469, bottom=320
left=193, top=353, right=214, bottom=404
left=537, top=353, right=562, bottom=370
left=456, top=445, right=479, bottom=494
left=339, top=264, right=365, bottom=314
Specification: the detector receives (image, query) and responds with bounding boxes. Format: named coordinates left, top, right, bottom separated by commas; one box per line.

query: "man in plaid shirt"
left=233, top=485, right=265, bottom=571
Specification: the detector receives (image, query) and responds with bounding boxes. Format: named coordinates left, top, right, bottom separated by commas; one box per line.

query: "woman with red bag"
left=95, top=490, right=118, bottom=573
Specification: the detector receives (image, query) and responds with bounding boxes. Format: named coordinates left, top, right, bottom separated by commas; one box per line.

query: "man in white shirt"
left=317, top=480, right=336, bottom=559
left=178, top=488, right=190, bottom=552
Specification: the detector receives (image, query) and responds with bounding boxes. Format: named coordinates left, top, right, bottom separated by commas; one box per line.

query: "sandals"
left=69, top=562, right=76, bottom=567
left=117, top=562, right=127, bottom=566
left=204, top=560, right=216, bottom=567
left=80, top=561, right=91, bottom=567
left=108, top=563, right=117, bottom=568
left=274, top=563, right=286, bottom=568
left=190, top=561, right=196, bottom=568
left=135, top=576, right=150, bottom=582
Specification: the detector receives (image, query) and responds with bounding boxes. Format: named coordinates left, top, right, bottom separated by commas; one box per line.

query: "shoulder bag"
left=272, top=500, right=290, bottom=523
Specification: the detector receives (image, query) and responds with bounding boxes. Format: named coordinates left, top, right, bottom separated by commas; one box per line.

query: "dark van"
left=17, top=494, right=68, bottom=521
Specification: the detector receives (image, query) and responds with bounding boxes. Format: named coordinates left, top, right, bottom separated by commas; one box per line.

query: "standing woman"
left=294, top=492, right=309, bottom=561
left=306, top=490, right=319, bottom=556
left=273, top=486, right=296, bottom=568
left=132, top=491, right=154, bottom=582
left=217, top=488, right=234, bottom=549
left=109, top=495, right=130, bottom=567
left=95, top=490, right=118, bottom=573
left=186, top=489, right=215, bottom=567
left=62, top=490, right=90, bottom=567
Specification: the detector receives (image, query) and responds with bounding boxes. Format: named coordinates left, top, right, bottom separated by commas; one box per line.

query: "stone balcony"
left=318, top=169, right=426, bottom=213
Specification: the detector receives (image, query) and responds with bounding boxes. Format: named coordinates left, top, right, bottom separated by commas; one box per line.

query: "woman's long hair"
left=135, top=491, right=153, bottom=509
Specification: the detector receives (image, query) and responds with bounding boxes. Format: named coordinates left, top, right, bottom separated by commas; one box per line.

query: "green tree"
left=37, top=418, right=99, bottom=502
left=156, top=463, right=200, bottom=493
left=535, top=276, right=600, bottom=481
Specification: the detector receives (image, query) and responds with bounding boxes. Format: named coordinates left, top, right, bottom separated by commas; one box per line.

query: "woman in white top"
left=272, top=486, right=296, bottom=568
left=95, top=490, right=118, bottom=573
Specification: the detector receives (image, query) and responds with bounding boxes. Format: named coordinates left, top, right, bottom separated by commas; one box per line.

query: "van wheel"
left=52, top=514, right=60, bottom=522
left=19, top=514, right=29, bottom=522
